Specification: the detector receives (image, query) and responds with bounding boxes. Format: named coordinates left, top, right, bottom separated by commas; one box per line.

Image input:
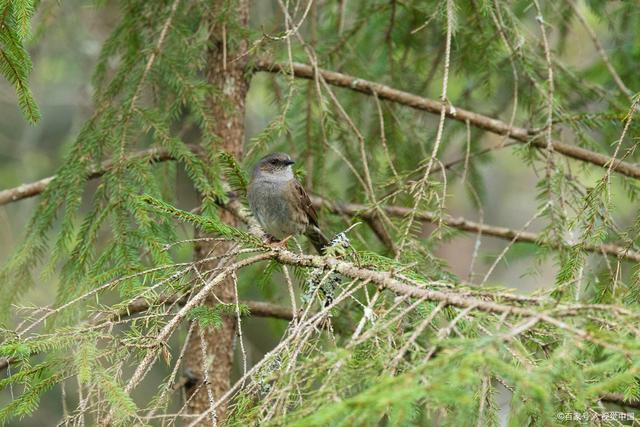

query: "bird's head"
left=254, top=152, right=295, bottom=180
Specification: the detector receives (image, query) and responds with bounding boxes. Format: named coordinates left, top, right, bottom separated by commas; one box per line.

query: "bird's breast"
left=248, top=179, right=307, bottom=239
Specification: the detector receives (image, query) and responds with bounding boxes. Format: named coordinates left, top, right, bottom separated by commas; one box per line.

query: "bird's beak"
left=285, top=160, right=295, bottom=166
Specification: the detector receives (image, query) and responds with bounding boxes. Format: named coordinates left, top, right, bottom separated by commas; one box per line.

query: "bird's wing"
left=291, top=179, right=319, bottom=228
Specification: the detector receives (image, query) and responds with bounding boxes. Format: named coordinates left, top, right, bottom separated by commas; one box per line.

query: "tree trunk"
left=184, top=1, right=250, bottom=425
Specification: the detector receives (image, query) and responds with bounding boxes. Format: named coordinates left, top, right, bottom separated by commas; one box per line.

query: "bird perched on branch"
left=248, top=152, right=329, bottom=253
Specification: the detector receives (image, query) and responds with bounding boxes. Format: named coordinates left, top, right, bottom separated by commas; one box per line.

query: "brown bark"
left=183, top=1, right=250, bottom=425
left=600, top=392, right=640, bottom=410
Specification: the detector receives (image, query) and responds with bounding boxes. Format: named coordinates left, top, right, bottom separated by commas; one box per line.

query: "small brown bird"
left=248, top=152, right=329, bottom=253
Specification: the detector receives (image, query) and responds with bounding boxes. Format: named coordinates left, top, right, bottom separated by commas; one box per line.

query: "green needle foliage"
left=0, top=0, right=40, bottom=123
left=1, top=0, right=640, bottom=425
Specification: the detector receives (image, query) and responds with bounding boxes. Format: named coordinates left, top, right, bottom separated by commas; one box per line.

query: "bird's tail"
left=306, top=226, right=330, bottom=254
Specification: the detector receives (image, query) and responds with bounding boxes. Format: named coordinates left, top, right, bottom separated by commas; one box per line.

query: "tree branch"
left=253, top=60, right=640, bottom=180
left=0, top=298, right=292, bottom=373
left=180, top=235, right=640, bottom=425
left=1, top=149, right=637, bottom=262
left=310, top=196, right=640, bottom=263
left=5, top=199, right=636, bottom=418
left=0, top=145, right=202, bottom=206
left=600, top=392, right=640, bottom=410
left=120, top=295, right=293, bottom=322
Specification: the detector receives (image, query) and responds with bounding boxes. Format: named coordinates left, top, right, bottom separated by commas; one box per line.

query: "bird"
left=248, top=152, right=329, bottom=253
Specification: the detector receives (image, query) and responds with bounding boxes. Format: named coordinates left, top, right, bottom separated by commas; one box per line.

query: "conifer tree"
left=1, top=0, right=640, bottom=425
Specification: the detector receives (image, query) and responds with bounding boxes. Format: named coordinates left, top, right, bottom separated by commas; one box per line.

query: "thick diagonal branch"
left=254, top=60, right=640, bottom=180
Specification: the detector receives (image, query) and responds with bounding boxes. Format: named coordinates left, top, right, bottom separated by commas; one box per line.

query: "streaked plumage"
left=248, top=152, right=329, bottom=253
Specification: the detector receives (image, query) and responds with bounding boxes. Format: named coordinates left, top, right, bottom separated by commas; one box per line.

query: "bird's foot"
left=266, top=235, right=292, bottom=249
left=262, top=234, right=279, bottom=246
